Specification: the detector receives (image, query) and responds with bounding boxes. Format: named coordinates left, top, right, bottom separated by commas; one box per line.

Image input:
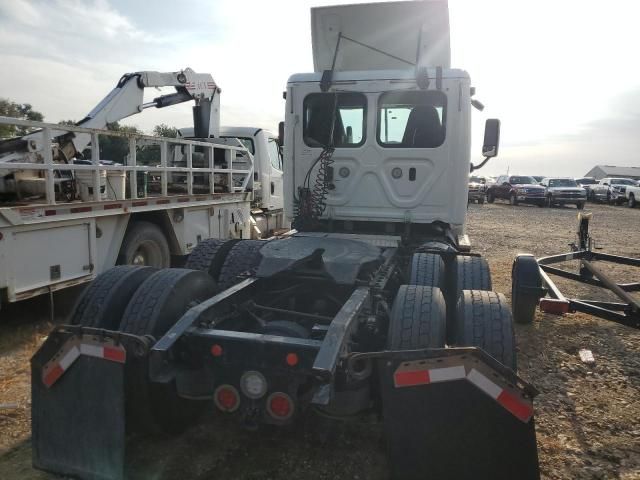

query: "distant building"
left=584, top=165, right=640, bottom=180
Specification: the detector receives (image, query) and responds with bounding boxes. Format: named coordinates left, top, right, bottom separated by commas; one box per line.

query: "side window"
left=267, top=138, right=282, bottom=171
left=303, top=93, right=366, bottom=148
left=377, top=90, right=447, bottom=148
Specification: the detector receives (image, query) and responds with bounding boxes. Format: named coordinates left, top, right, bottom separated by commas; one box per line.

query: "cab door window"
left=303, top=93, right=367, bottom=148
left=378, top=90, right=447, bottom=148
left=267, top=138, right=282, bottom=171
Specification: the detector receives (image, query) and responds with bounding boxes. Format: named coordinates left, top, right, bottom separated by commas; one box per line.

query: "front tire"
left=577, top=202, right=585, bottom=210
left=118, top=221, right=170, bottom=268
left=509, top=193, right=518, bottom=206
left=487, top=191, right=495, bottom=203
left=629, top=193, right=637, bottom=208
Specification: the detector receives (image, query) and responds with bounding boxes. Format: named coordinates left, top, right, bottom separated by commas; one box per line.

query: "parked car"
left=540, top=177, right=587, bottom=209
left=486, top=175, right=546, bottom=206
left=575, top=177, right=599, bottom=201
left=468, top=175, right=486, bottom=204
left=591, top=177, right=637, bottom=205
left=624, top=182, right=640, bottom=208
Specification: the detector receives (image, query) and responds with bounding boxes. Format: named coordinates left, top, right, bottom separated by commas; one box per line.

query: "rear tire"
left=450, top=255, right=492, bottom=300
left=478, top=196, right=485, bottom=204
left=118, top=221, right=170, bottom=268
left=119, top=269, right=217, bottom=433
left=217, top=240, right=265, bottom=290
left=511, top=254, right=542, bottom=325
left=70, top=266, right=156, bottom=329
left=185, top=238, right=239, bottom=282
left=387, top=285, right=446, bottom=349
left=454, top=290, right=517, bottom=370
left=408, top=253, right=445, bottom=289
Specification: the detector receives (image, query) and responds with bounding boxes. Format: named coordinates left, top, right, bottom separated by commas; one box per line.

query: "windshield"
left=220, top=136, right=255, bottom=154
left=548, top=179, right=578, bottom=187
left=469, top=176, right=485, bottom=183
left=509, top=176, right=536, bottom=184
left=610, top=178, right=635, bottom=185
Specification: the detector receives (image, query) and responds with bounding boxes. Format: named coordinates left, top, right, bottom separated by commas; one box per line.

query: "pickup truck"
left=540, top=177, right=587, bottom=209
left=625, top=182, right=640, bottom=208
left=591, top=177, right=637, bottom=205
left=468, top=175, right=486, bottom=204
left=486, top=175, right=546, bottom=206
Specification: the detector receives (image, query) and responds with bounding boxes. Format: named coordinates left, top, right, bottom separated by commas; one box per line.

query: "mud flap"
left=378, top=349, right=540, bottom=480
left=31, top=327, right=147, bottom=480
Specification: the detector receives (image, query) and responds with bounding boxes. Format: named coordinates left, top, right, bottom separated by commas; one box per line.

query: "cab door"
left=266, top=137, right=284, bottom=211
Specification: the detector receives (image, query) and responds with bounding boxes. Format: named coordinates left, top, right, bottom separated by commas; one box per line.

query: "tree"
left=153, top=123, right=178, bottom=138
left=0, top=98, right=45, bottom=138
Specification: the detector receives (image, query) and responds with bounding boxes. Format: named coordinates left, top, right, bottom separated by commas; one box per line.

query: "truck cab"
left=284, top=68, right=472, bottom=238
left=180, top=126, right=287, bottom=235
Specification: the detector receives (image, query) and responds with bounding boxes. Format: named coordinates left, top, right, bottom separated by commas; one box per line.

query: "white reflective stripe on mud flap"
left=80, top=343, right=104, bottom=358
left=428, top=365, right=466, bottom=383
left=58, top=346, right=80, bottom=370
left=466, top=368, right=502, bottom=399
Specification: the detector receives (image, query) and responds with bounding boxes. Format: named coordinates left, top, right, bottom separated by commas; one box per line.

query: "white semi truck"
left=0, top=68, right=285, bottom=306
left=30, top=2, right=540, bottom=479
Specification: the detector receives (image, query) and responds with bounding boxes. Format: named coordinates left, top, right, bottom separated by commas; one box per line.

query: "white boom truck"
left=30, top=2, right=539, bottom=480
left=0, top=68, right=284, bottom=306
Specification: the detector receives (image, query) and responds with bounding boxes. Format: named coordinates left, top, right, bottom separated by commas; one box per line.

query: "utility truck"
left=31, top=2, right=540, bottom=479
left=0, top=68, right=284, bottom=307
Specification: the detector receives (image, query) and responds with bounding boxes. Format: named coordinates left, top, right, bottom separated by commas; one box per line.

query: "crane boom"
left=0, top=68, right=220, bottom=164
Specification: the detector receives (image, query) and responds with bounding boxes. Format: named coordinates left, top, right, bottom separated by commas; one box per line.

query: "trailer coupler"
left=31, top=326, right=151, bottom=480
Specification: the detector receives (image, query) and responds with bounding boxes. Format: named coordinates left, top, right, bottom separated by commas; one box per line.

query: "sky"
left=1, top=0, right=639, bottom=177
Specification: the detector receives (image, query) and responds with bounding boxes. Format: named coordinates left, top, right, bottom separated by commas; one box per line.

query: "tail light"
left=539, top=298, right=570, bottom=315
left=266, top=392, right=294, bottom=420
left=214, top=385, right=240, bottom=412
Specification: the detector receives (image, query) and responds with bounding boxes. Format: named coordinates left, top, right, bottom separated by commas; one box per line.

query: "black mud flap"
left=31, top=326, right=149, bottom=480
left=377, top=348, right=540, bottom=480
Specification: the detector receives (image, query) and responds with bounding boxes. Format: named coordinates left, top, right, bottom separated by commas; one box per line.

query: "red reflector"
left=214, top=385, right=239, bottom=412
left=211, top=344, right=223, bottom=357
left=539, top=298, right=570, bottom=315
left=497, top=390, right=534, bottom=423
left=43, top=364, right=64, bottom=388
left=103, top=346, right=126, bottom=363
left=285, top=353, right=298, bottom=366
left=394, top=369, right=430, bottom=387
left=267, top=392, right=294, bottom=420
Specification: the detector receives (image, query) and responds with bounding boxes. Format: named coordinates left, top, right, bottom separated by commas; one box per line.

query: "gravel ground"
left=0, top=201, right=638, bottom=479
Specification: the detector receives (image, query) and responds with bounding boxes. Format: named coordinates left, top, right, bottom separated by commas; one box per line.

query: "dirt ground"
left=0, top=201, right=639, bottom=479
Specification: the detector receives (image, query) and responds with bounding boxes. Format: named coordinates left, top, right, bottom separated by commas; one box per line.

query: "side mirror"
left=278, top=121, right=285, bottom=147
left=482, top=119, right=500, bottom=157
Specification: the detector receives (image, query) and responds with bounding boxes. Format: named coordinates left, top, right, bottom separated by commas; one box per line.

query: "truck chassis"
left=32, top=233, right=540, bottom=480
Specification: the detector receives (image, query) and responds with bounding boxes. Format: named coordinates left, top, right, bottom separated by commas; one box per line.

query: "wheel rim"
left=131, top=240, right=160, bottom=266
